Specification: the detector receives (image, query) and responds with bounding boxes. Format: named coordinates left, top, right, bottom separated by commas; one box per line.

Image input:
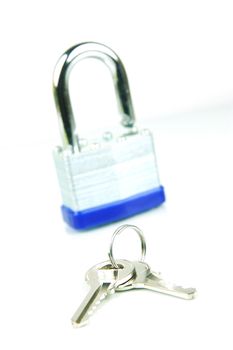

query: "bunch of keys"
left=72, top=225, right=196, bottom=327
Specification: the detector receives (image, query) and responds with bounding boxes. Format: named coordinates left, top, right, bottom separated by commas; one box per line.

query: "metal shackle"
left=53, top=42, right=136, bottom=150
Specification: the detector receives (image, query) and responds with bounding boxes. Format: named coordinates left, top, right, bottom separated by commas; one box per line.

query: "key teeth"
left=175, top=285, right=196, bottom=292
left=87, top=290, right=109, bottom=317
left=71, top=288, right=112, bottom=328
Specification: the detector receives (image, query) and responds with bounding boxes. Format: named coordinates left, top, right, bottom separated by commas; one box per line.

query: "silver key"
left=71, top=259, right=135, bottom=327
left=116, top=261, right=196, bottom=299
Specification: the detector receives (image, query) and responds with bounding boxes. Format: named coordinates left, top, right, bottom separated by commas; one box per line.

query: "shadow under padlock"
left=53, top=42, right=165, bottom=230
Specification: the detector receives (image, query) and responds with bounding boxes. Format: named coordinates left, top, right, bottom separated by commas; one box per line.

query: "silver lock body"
left=53, top=130, right=161, bottom=212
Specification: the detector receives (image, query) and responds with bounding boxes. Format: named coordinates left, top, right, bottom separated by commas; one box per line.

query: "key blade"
left=71, top=260, right=135, bottom=328
left=144, top=272, right=197, bottom=300
left=71, top=281, right=113, bottom=328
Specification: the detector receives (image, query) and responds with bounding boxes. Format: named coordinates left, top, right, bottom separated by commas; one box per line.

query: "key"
left=71, top=259, right=135, bottom=327
left=116, top=261, right=196, bottom=299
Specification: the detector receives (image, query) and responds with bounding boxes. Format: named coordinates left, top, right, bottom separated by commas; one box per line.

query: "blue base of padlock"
left=61, top=186, right=165, bottom=230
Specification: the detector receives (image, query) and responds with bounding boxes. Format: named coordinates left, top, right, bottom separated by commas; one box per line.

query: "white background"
left=0, top=1, right=233, bottom=349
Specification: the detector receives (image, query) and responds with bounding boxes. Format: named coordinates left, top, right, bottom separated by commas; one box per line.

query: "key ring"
left=108, top=224, right=147, bottom=269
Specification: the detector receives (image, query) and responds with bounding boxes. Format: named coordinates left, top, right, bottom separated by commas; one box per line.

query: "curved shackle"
left=53, top=42, right=136, bottom=150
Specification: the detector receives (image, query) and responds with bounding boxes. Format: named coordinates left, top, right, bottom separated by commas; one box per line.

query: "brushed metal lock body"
left=53, top=42, right=165, bottom=230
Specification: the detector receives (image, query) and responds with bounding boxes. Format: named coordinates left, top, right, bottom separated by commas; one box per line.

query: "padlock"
left=53, top=42, right=165, bottom=230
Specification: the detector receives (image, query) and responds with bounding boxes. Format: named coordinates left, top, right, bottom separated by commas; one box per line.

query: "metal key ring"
left=108, top=224, right=147, bottom=269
